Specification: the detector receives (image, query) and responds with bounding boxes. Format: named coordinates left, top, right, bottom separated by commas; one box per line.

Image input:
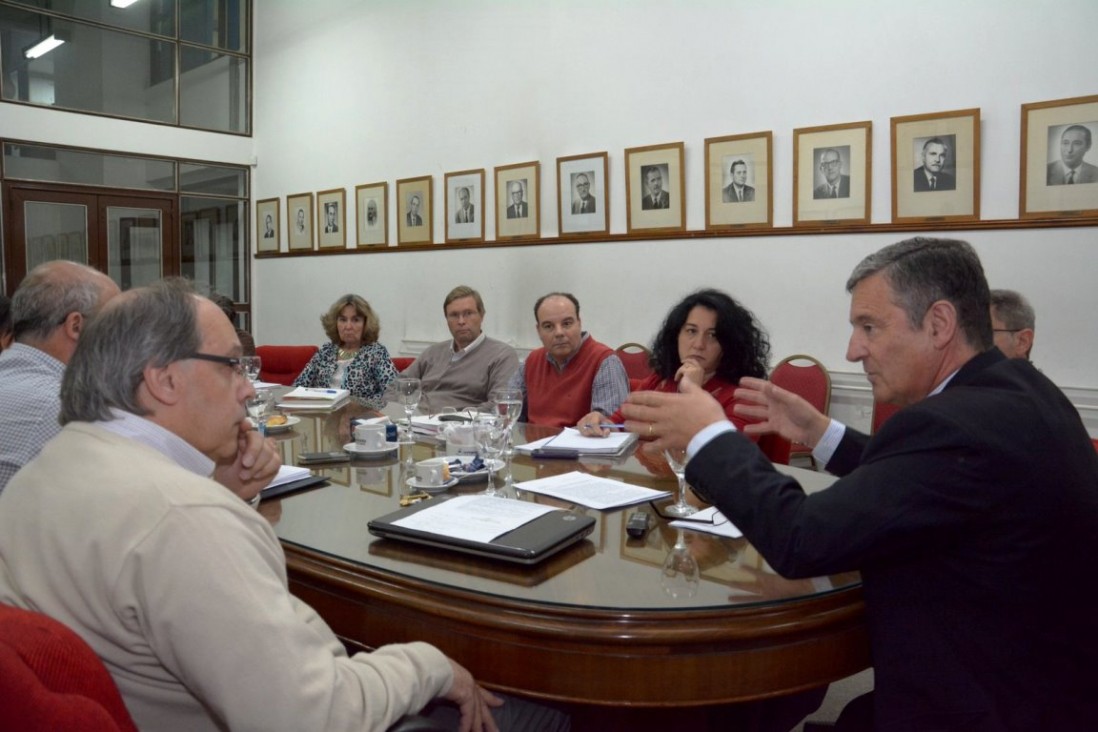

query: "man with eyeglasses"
left=0, top=278, right=565, bottom=732
left=403, top=285, right=519, bottom=411
left=0, top=260, right=120, bottom=494
left=990, top=288, right=1035, bottom=360
left=812, top=147, right=850, bottom=199
left=571, top=172, right=596, bottom=214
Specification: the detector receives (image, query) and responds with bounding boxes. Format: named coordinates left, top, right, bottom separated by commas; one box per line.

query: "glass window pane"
left=181, top=196, right=245, bottom=302
left=180, top=0, right=247, bottom=52
left=0, top=9, right=177, bottom=124
left=179, top=45, right=247, bottom=133
left=23, top=201, right=88, bottom=271
left=3, top=143, right=176, bottom=192
left=180, top=163, right=247, bottom=197
left=6, top=0, right=177, bottom=38
left=106, top=206, right=163, bottom=290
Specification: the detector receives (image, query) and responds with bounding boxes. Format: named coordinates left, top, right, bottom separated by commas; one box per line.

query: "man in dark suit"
left=1047, top=124, right=1098, bottom=185
left=641, top=166, right=670, bottom=209
left=262, top=214, right=275, bottom=238
left=323, top=203, right=339, bottom=233
left=913, top=138, right=956, bottom=191
left=506, top=181, right=528, bottom=219
left=571, top=173, right=596, bottom=214
left=721, top=159, right=755, bottom=203
left=405, top=194, right=423, bottom=226
left=622, top=237, right=1098, bottom=731
left=455, top=186, right=475, bottom=224
left=812, top=148, right=850, bottom=199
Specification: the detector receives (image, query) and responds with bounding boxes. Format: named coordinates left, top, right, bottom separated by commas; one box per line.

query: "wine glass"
left=246, top=389, right=274, bottom=436
left=660, top=528, right=700, bottom=598
left=473, top=416, right=506, bottom=497
left=241, top=355, right=262, bottom=383
left=490, top=388, right=523, bottom=488
left=662, top=447, right=698, bottom=517
left=395, top=377, right=422, bottom=441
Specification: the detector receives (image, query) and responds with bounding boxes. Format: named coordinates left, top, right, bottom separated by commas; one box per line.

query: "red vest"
left=525, top=337, right=613, bottom=427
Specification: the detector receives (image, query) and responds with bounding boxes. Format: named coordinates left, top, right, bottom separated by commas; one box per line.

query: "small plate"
left=342, top=442, right=398, bottom=458
left=263, top=415, right=300, bottom=433
left=406, top=476, right=460, bottom=494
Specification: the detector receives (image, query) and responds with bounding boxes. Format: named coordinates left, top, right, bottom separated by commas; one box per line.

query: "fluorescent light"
left=23, top=34, right=65, bottom=59
left=111, top=0, right=141, bottom=7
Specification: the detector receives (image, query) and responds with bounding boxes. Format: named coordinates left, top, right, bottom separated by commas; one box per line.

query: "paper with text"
left=515, top=471, right=671, bottom=510
left=391, top=495, right=558, bottom=543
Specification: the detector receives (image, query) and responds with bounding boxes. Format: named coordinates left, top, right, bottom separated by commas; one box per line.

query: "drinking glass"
left=490, top=388, right=523, bottom=488
left=246, top=389, right=274, bottom=436
left=663, top=448, right=698, bottom=517
left=474, top=415, right=506, bottom=497
left=241, top=355, right=262, bottom=383
left=660, top=528, right=700, bottom=598
left=395, top=377, right=422, bottom=441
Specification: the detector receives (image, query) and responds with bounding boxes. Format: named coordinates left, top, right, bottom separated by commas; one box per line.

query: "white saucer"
left=263, top=415, right=300, bottom=433
left=342, top=442, right=398, bottom=458
left=406, top=477, right=460, bottom=494
left=452, top=458, right=505, bottom=484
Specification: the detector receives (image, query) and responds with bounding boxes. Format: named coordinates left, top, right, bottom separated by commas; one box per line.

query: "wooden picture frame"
left=793, top=121, right=872, bottom=226
left=396, top=176, right=432, bottom=246
left=495, top=161, right=539, bottom=240
left=557, top=151, right=608, bottom=236
left=286, top=192, right=314, bottom=251
left=355, top=181, right=388, bottom=247
left=255, top=197, right=279, bottom=254
left=445, top=169, right=485, bottom=243
left=1020, top=94, right=1098, bottom=219
left=625, top=141, right=685, bottom=233
left=705, top=131, right=773, bottom=230
left=316, top=188, right=346, bottom=250
left=891, top=108, right=980, bottom=223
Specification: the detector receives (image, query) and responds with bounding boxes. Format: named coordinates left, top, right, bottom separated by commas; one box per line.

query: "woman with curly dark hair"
left=577, top=289, right=769, bottom=436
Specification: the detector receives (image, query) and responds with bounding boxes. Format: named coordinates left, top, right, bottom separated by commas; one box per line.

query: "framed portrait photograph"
left=355, top=182, right=388, bottom=247
left=1020, top=94, right=1098, bottom=219
left=793, top=121, right=872, bottom=226
left=625, top=142, right=685, bottom=233
left=396, top=176, right=432, bottom=246
left=557, top=151, right=608, bottom=236
left=316, top=188, right=346, bottom=250
left=705, top=131, right=773, bottom=230
left=255, top=197, right=280, bottom=254
left=891, top=108, right=980, bottom=224
left=286, top=192, right=314, bottom=251
left=495, top=161, right=539, bottom=240
left=444, top=169, right=485, bottom=243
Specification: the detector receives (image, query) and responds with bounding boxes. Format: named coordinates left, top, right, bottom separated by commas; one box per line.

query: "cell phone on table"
left=297, top=451, right=350, bottom=465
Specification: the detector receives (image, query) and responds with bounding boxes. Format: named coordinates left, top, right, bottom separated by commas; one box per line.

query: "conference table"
left=261, top=400, right=869, bottom=711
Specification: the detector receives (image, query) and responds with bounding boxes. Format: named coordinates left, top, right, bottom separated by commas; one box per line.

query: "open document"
left=515, top=470, right=670, bottom=510
left=516, top=427, right=637, bottom=455
left=277, top=387, right=350, bottom=410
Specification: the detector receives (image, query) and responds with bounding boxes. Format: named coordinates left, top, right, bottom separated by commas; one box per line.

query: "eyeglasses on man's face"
left=188, top=352, right=247, bottom=377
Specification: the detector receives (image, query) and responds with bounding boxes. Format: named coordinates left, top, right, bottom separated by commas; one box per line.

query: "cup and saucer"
left=344, top=423, right=397, bottom=458
left=407, top=458, right=460, bottom=494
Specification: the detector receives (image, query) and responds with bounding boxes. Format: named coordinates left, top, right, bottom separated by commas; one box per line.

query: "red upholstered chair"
left=615, top=342, right=654, bottom=390
left=392, top=357, right=415, bottom=373
left=255, top=344, right=318, bottom=386
left=769, top=354, right=831, bottom=468
left=871, top=400, right=902, bottom=434
left=0, top=603, right=138, bottom=732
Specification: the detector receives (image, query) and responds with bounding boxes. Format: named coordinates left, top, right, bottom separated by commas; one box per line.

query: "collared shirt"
left=0, top=344, right=66, bottom=493
left=450, top=331, right=486, bottom=363
left=97, top=408, right=214, bottom=478
left=508, top=333, right=629, bottom=416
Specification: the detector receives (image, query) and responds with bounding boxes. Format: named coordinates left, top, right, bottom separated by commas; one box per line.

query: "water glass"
left=663, top=448, right=697, bottom=517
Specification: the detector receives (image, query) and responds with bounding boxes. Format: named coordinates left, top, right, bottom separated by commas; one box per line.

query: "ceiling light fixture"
left=23, top=34, right=64, bottom=59
left=110, top=0, right=142, bottom=8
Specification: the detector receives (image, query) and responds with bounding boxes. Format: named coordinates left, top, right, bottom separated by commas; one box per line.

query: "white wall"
left=250, top=0, right=1098, bottom=399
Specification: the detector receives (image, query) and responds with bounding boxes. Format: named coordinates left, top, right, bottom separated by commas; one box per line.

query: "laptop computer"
left=368, top=497, right=596, bottom=565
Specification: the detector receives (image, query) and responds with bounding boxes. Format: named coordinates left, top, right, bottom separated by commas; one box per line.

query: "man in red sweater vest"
left=508, top=292, right=629, bottom=427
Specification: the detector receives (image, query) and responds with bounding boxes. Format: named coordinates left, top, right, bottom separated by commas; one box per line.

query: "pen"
left=583, top=423, right=627, bottom=430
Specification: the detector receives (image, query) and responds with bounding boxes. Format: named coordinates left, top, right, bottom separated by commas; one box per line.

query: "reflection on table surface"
left=263, top=399, right=860, bottom=611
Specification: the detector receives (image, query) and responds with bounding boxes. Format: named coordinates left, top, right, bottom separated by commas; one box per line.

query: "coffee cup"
left=415, top=458, right=449, bottom=486
left=354, top=423, right=386, bottom=450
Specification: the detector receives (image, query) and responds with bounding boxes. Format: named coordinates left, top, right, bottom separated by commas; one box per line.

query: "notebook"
left=368, top=497, right=596, bottom=565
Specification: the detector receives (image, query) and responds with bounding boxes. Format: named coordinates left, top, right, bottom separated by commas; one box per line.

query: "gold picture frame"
left=316, top=188, right=346, bottom=250
left=625, top=141, right=685, bottom=234
left=705, top=131, right=773, bottom=230
left=444, top=168, right=485, bottom=243
left=495, top=161, right=539, bottom=240
left=557, top=151, right=608, bottom=236
left=1020, top=94, right=1098, bottom=219
left=355, top=181, right=388, bottom=247
left=286, top=192, right=314, bottom=251
left=891, top=108, right=980, bottom=224
left=793, top=121, right=872, bottom=226
left=396, top=176, right=432, bottom=246
left=255, top=197, right=279, bottom=254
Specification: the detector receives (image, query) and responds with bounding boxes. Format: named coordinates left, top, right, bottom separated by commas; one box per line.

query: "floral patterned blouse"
left=293, top=341, right=397, bottom=409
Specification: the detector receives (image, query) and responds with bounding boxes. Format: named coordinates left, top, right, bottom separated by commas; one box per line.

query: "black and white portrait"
left=323, top=202, right=340, bottom=233
left=506, top=180, right=528, bottom=219
left=721, top=154, right=755, bottom=203
left=406, top=193, right=423, bottom=226
left=1046, top=122, right=1098, bottom=186
left=812, top=146, right=851, bottom=199
left=640, top=164, right=670, bottom=209
left=912, top=135, right=957, bottom=192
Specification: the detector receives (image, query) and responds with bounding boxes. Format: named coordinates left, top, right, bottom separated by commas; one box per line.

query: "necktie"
left=581, top=201, right=586, bottom=212
left=831, top=186, right=837, bottom=198
left=930, top=176, right=937, bottom=190
left=737, top=189, right=743, bottom=202
left=1067, top=170, right=1075, bottom=185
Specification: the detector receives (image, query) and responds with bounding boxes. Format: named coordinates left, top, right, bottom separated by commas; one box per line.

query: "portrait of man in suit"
left=571, top=172, right=596, bottom=214
left=813, top=147, right=851, bottom=199
left=641, top=165, right=670, bottom=209
left=295, top=208, right=306, bottom=234
left=406, top=194, right=423, bottom=226
left=913, top=137, right=956, bottom=192
left=455, top=186, right=475, bottom=224
left=323, top=202, right=339, bottom=233
left=722, top=159, right=755, bottom=203
left=1047, top=123, right=1098, bottom=185
left=365, top=199, right=378, bottom=227
left=262, top=214, right=275, bottom=238
left=506, top=180, right=528, bottom=219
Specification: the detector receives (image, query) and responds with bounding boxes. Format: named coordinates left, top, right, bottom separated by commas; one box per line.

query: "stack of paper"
left=264, top=464, right=313, bottom=490
left=277, top=387, right=350, bottom=410
left=515, top=470, right=670, bottom=510
left=516, top=427, right=637, bottom=456
left=410, top=415, right=446, bottom=434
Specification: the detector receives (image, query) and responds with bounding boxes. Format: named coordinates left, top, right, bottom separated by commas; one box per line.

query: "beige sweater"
left=0, top=422, right=452, bottom=732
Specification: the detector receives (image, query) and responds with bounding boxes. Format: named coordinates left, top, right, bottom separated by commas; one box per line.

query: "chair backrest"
left=255, top=344, right=318, bottom=386
left=0, top=603, right=138, bottom=732
left=392, top=357, right=414, bottom=373
left=770, top=354, right=831, bottom=416
left=871, top=400, right=902, bottom=434
left=615, top=342, right=654, bottom=384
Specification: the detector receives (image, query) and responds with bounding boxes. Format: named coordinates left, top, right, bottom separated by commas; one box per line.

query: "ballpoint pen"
left=581, top=423, right=628, bottom=430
